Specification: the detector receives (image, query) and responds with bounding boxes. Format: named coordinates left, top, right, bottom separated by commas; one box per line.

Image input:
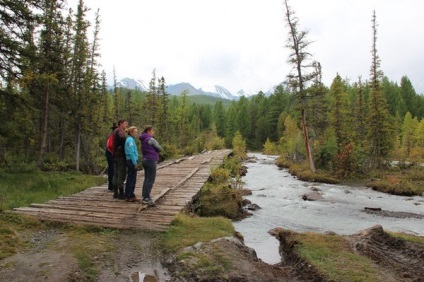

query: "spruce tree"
left=176, top=90, right=190, bottom=149
left=327, top=74, right=352, bottom=150
left=213, top=101, right=226, bottom=137
left=145, top=69, right=158, bottom=125
left=400, top=76, right=419, bottom=118
left=157, top=76, right=170, bottom=143
left=307, top=62, right=328, bottom=139
left=366, top=10, right=393, bottom=168
left=34, top=0, right=67, bottom=169
left=224, top=102, right=237, bottom=146
left=353, top=77, right=367, bottom=150
left=0, top=0, right=41, bottom=83
left=235, top=96, right=250, bottom=140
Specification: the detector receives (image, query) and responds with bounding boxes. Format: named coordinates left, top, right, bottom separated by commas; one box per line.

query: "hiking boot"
left=142, top=198, right=151, bottom=204
left=142, top=198, right=155, bottom=206
left=113, top=193, right=119, bottom=199
left=126, top=197, right=140, bottom=202
left=119, top=194, right=126, bottom=200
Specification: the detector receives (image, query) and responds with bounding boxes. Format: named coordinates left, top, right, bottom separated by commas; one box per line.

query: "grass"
left=0, top=213, right=46, bottom=259
left=160, top=213, right=234, bottom=252
left=177, top=249, right=232, bottom=279
left=160, top=213, right=234, bottom=280
left=389, top=231, right=424, bottom=245
left=287, top=163, right=340, bottom=184
left=292, top=232, right=390, bottom=282
left=0, top=210, right=118, bottom=280
left=0, top=170, right=106, bottom=211
left=66, top=226, right=117, bottom=281
left=366, top=166, right=424, bottom=196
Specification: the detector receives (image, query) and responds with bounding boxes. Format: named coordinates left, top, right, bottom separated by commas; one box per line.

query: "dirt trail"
left=0, top=229, right=169, bottom=282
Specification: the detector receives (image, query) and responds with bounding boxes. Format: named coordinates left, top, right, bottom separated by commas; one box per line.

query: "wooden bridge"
left=12, top=149, right=232, bottom=231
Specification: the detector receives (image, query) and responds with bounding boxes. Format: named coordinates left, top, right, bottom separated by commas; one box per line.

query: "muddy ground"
left=1, top=223, right=423, bottom=282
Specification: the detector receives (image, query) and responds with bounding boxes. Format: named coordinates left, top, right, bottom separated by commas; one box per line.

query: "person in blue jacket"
left=124, top=126, right=139, bottom=201
left=139, top=125, right=163, bottom=205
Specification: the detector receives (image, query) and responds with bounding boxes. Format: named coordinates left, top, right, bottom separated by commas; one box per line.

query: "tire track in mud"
left=351, top=225, right=424, bottom=281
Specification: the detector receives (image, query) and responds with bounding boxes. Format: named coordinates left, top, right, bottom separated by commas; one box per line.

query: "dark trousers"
left=142, top=159, right=157, bottom=200
left=112, top=156, right=126, bottom=196
left=125, top=160, right=137, bottom=199
left=105, top=150, right=114, bottom=190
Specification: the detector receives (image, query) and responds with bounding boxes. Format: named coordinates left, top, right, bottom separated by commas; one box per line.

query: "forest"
left=1, top=0, right=424, bottom=177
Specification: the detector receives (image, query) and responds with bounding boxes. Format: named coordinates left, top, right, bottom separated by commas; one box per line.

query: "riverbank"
left=275, top=155, right=424, bottom=197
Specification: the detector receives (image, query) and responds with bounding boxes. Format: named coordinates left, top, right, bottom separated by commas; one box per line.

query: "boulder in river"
left=301, top=191, right=323, bottom=201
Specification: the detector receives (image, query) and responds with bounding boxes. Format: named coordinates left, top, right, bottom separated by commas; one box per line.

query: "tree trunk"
left=301, top=107, right=316, bottom=172
left=76, top=125, right=81, bottom=171
left=37, top=86, right=50, bottom=170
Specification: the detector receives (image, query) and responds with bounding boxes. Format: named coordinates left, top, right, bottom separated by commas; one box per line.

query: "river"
left=232, top=153, right=424, bottom=264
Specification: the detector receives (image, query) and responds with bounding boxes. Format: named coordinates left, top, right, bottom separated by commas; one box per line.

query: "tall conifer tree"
left=283, top=0, right=317, bottom=172
left=367, top=10, right=393, bottom=168
left=157, top=76, right=170, bottom=143
left=35, top=0, right=67, bottom=169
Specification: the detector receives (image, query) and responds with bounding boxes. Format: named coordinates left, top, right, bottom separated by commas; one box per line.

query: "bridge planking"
left=12, top=149, right=232, bottom=231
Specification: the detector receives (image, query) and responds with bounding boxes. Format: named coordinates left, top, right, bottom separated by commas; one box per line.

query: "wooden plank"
left=13, top=208, right=176, bottom=225
left=11, top=149, right=232, bottom=230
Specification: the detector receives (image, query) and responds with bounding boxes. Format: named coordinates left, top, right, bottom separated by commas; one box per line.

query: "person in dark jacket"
left=112, top=119, right=128, bottom=199
left=105, top=123, right=118, bottom=191
left=139, top=125, right=163, bottom=205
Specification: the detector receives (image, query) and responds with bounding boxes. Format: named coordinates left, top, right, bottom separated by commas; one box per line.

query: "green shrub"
left=196, top=183, right=243, bottom=220
left=221, top=156, right=242, bottom=178
left=263, top=138, right=279, bottom=155
left=209, top=167, right=231, bottom=184
left=160, top=143, right=180, bottom=160
left=232, top=131, right=247, bottom=159
left=209, top=136, right=225, bottom=150
left=275, top=156, right=290, bottom=168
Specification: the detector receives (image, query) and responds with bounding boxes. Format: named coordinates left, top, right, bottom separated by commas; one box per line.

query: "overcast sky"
left=69, top=0, right=424, bottom=94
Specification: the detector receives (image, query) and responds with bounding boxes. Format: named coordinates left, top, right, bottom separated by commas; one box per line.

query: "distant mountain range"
left=113, top=77, right=281, bottom=100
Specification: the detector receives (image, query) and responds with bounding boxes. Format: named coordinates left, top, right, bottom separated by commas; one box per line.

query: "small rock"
left=324, top=231, right=337, bottom=235
left=364, top=207, right=382, bottom=211
left=302, top=191, right=323, bottom=201
left=247, top=203, right=261, bottom=211
left=239, top=189, right=252, bottom=196
left=242, top=198, right=251, bottom=206
left=268, top=227, right=285, bottom=237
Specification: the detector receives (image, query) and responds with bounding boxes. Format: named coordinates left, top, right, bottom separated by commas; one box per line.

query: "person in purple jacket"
left=139, top=125, right=163, bottom=205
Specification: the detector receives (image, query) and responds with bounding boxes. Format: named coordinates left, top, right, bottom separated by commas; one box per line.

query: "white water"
left=233, top=153, right=424, bottom=264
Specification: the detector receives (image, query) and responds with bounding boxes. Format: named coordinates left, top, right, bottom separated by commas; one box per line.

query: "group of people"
left=105, top=119, right=163, bottom=206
